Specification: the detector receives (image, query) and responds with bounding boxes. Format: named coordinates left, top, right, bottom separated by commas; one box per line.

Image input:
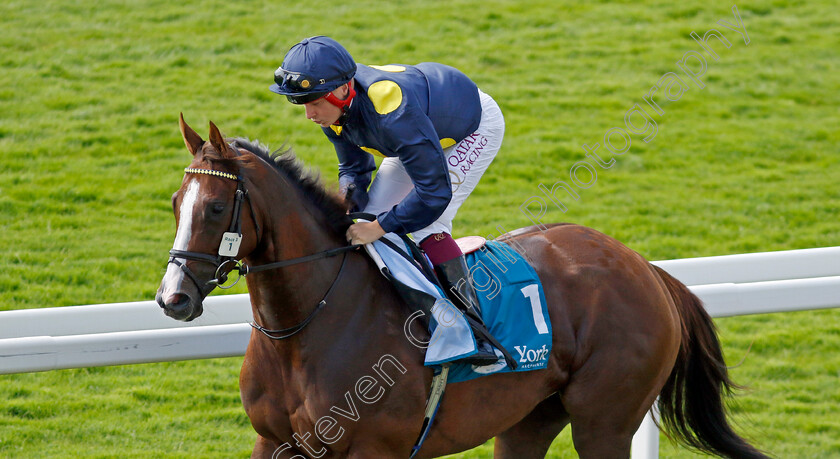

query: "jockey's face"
left=303, top=83, right=350, bottom=127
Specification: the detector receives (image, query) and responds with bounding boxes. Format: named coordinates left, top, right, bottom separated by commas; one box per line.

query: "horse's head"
left=156, top=114, right=260, bottom=321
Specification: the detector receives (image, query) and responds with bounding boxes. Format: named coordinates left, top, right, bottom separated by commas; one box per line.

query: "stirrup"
left=462, top=337, right=502, bottom=366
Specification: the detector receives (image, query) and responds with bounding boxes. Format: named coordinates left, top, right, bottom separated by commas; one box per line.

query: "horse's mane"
left=217, top=137, right=352, bottom=234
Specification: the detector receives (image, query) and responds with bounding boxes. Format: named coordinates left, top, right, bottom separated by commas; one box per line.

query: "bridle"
left=167, top=167, right=258, bottom=293
left=166, top=163, right=362, bottom=339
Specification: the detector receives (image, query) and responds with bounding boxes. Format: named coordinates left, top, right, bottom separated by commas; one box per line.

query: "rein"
left=168, top=164, right=362, bottom=340
left=250, top=250, right=350, bottom=340
left=240, top=244, right=360, bottom=275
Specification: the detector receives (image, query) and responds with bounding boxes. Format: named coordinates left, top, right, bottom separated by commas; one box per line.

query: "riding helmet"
left=269, top=36, right=357, bottom=104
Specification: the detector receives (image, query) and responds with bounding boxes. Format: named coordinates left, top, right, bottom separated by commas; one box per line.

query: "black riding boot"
left=434, top=255, right=501, bottom=366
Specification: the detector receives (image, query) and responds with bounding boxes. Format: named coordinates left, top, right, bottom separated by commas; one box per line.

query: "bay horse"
left=156, top=115, right=768, bottom=459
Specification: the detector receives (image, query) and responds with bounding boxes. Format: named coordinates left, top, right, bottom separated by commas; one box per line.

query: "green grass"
left=2, top=0, right=839, bottom=457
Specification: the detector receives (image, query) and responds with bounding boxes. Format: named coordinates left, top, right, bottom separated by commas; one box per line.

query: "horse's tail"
left=652, top=265, right=769, bottom=459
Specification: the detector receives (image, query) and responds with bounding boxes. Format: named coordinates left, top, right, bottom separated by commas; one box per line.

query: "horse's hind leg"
left=561, top=353, right=667, bottom=458
left=494, top=393, right=569, bottom=459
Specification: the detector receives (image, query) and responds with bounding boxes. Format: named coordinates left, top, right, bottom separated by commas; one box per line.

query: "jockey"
left=270, top=36, right=505, bottom=366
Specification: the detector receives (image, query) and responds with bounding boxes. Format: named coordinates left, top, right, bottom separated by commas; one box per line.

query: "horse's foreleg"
left=252, top=435, right=311, bottom=459
left=251, top=435, right=278, bottom=458
left=493, top=393, right=569, bottom=459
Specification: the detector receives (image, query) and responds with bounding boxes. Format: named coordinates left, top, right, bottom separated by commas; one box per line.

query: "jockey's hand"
left=346, top=220, right=385, bottom=245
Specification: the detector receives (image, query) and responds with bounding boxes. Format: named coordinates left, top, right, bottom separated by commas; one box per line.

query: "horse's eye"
left=211, top=203, right=225, bottom=215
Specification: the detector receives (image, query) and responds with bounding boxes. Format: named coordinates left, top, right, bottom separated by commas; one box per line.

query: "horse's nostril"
left=161, top=293, right=196, bottom=321
left=169, top=293, right=190, bottom=309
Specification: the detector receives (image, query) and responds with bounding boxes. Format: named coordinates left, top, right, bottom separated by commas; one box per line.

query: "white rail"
left=0, top=324, right=251, bottom=373
left=1, top=246, right=838, bottom=458
left=652, top=246, right=840, bottom=285
left=0, top=295, right=252, bottom=339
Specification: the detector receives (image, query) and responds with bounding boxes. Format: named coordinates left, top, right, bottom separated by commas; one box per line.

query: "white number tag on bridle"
left=219, top=232, right=242, bottom=257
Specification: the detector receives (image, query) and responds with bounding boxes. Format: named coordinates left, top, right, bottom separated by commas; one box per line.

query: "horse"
left=156, top=115, right=768, bottom=459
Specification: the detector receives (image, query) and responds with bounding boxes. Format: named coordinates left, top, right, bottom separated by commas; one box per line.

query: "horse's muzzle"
left=156, top=290, right=204, bottom=322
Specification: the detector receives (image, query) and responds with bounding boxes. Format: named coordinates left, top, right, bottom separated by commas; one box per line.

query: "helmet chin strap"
left=325, top=83, right=356, bottom=125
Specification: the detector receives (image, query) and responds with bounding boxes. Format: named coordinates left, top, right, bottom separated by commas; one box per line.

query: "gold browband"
left=183, top=168, right=240, bottom=181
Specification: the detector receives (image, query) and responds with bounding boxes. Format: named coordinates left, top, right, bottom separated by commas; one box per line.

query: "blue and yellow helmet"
left=269, top=36, right=357, bottom=104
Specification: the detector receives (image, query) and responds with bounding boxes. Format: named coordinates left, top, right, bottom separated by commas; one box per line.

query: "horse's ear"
left=179, top=113, right=204, bottom=157
left=208, top=120, right=234, bottom=159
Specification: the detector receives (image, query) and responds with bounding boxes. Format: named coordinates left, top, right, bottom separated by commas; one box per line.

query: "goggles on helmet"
left=274, top=67, right=325, bottom=92
left=274, top=66, right=355, bottom=105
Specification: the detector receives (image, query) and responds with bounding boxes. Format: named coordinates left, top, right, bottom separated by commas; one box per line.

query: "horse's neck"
left=245, top=210, right=409, bottom=380
left=241, top=172, right=423, bottom=382
left=244, top=183, right=349, bottom=331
